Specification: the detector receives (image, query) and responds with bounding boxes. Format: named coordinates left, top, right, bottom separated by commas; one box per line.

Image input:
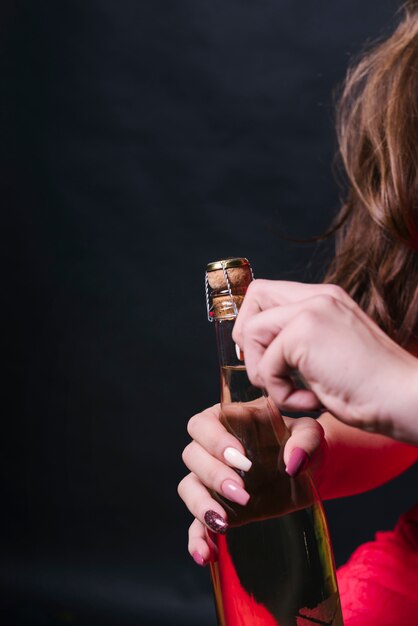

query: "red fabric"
left=337, top=503, right=418, bottom=626
left=214, top=534, right=279, bottom=626
left=212, top=532, right=340, bottom=625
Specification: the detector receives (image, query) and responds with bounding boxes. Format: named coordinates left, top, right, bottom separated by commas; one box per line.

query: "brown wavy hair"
left=325, top=0, right=418, bottom=345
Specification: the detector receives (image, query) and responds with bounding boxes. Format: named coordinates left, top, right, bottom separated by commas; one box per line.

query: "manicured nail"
left=224, top=447, right=252, bottom=471
left=286, top=448, right=310, bottom=477
left=235, top=344, right=244, bottom=361
left=204, top=510, right=228, bottom=534
left=221, top=479, right=250, bottom=506
left=193, top=551, right=206, bottom=567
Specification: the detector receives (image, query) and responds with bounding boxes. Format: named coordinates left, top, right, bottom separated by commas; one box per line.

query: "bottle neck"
left=215, top=318, right=264, bottom=405
left=214, top=319, right=241, bottom=368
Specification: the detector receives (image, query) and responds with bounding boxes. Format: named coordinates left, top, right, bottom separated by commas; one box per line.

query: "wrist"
left=379, top=353, right=418, bottom=445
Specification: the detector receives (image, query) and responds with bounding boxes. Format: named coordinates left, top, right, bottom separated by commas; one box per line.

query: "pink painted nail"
left=221, top=479, right=250, bottom=506
left=193, top=551, right=206, bottom=567
left=204, top=510, right=228, bottom=534
left=286, top=447, right=310, bottom=477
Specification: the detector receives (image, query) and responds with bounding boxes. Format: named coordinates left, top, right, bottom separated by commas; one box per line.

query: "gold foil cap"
left=206, top=257, right=250, bottom=273
left=206, top=257, right=253, bottom=321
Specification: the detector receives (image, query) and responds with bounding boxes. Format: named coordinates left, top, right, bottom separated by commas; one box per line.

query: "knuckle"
left=181, top=443, right=193, bottom=466
left=187, top=414, right=200, bottom=438
left=209, top=402, right=221, bottom=415
left=302, top=417, right=324, bottom=441
left=177, top=476, right=187, bottom=498
left=205, top=464, right=219, bottom=489
left=296, top=416, right=316, bottom=429
left=187, top=404, right=220, bottom=439
left=295, top=308, right=321, bottom=334
left=323, top=283, right=346, bottom=302
left=247, top=278, right=267, bottom=297
left=246, top=280, right=258, bottom=297
left=315, top=294, right=337, bottom=310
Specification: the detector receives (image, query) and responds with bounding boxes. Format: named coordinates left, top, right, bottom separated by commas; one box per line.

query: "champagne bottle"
left=205, top=257, right=343, bottom=626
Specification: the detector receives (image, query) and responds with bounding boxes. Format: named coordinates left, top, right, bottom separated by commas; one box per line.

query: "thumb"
left=283, top=417, right=326, bottom=477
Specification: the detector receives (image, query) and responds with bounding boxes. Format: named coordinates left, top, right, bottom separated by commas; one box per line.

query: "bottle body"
left=209, top=320, right=343, bottom=626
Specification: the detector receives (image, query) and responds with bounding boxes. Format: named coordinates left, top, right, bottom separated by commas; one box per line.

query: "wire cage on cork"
left=205, top=258, right=254, bottom=322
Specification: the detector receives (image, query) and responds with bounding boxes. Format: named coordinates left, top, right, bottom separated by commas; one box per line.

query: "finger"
left=240, top=305, right=291, bottom=388
left=233, top=280, right=352, bottom=347
left=241, top=300, right=322, bottom=406
left=233, top=279, right=288, bottom=347
left=282, top=416, right=326, bottom=476
left=188, top=404, right=252, bottom=472
left=182, top=441, right=250, bottom=506
left=240, top=297, right=349, bottom=387
left=178, top=472, right=229, bottom=534
left=244, top=296, right=346, bottom=408
left=257, top=328, right=321, bottom=411
left=188, top=518, right=213, bottom=565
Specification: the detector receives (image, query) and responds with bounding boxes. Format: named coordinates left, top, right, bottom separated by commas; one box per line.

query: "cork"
left=206, top=258, right=253, bottom=320
left=211, top=294, right=245, bottom=319
left=207, top=267, right=251, bottom=292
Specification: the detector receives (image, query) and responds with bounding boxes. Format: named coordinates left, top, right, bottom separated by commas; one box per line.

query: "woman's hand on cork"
left=232, top=279, right=418, bottom=444
left=178, top=403, right=325, bottom=566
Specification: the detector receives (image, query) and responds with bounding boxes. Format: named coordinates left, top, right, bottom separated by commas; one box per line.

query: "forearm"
left=315, top=412, right=418, bottom=500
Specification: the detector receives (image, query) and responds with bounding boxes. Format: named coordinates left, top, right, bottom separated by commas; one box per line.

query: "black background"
left=2, top=1, right=417, bottom=625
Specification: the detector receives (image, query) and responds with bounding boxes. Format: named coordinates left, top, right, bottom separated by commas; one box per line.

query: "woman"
left=178, top=2, right=418, bottom=624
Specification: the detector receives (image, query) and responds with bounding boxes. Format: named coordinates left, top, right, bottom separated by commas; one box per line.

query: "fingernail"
left=204, top=510, right=228, bottom=534
left=224, top=447, right=252, bottom=472
left=286, top=448, right=310, bottom=477
left=193, top=551, right=206, bottom=567
left=235, top=344, right=244, bottom=361
left=221, top=479, right=250, bottom=506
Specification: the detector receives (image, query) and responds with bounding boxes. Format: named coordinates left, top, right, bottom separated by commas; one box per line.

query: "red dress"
left=337, top=503, right=418, bottom=626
